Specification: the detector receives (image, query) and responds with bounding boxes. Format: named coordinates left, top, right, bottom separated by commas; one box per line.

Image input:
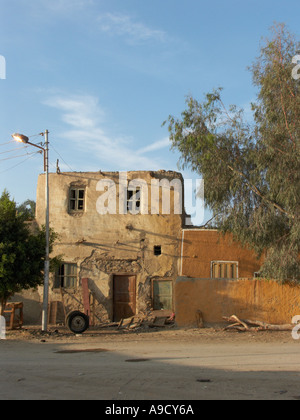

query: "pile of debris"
left=223, top=315, right=294, bottom=332
left=102, top=311, right=176, bottom=331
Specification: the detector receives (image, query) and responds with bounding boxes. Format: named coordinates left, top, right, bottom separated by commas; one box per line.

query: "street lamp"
left=12, top=130, right=50, bottom=332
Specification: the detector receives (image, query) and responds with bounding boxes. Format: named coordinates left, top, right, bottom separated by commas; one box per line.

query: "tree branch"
left=226, top=163, right=295, bottom=220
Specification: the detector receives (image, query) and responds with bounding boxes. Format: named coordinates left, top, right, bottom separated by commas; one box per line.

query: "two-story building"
left=34, top=170, right=185, bottom=324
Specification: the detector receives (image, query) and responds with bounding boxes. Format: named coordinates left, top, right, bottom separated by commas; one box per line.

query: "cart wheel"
left=67, top=311, right=89, bottom=334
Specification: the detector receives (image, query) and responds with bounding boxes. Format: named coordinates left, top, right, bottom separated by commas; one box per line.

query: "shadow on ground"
left=0, top=329, right=300, bottom=400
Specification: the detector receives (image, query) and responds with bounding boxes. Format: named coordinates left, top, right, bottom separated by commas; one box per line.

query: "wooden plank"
left=81, top=278, right=91, bottom=319
left=60, top=287, right=67, bottom=321
left=118, top=317, right=134, bottom=329
left=48, top=301, right=58, bottom=325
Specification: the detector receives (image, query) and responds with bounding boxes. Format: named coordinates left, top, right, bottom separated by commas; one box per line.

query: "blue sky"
left=0, top=0, right=299, bottom=224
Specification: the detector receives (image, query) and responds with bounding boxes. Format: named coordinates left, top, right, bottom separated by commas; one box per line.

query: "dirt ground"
left=1, top=325, right=300, bottom=401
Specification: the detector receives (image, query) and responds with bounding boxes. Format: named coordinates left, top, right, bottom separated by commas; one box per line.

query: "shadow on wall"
left=87, top=277, right=112, bottom=323
left=10, top=293, right=42, bottom=325
left=175, top=277, right=300, bottom=327
left=11, top=282, right=110, bottom=326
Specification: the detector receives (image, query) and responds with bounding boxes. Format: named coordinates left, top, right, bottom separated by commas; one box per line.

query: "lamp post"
left=12, top=130, right=50, bottom=332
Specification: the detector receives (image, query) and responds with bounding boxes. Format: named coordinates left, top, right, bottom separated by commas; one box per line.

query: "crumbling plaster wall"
left=33, top=171, right=184, bottom=324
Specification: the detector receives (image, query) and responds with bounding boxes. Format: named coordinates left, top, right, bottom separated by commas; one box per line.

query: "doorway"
left=152, top=279, right=173, bottom=311
left=113, top=275, right=136, bottom=322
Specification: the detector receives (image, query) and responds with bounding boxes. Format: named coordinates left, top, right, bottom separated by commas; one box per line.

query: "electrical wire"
left=50, top=142, right=75, bottom=172
left=0, top=152, right=41, bottom=175
left=49, top=161, right=57, bottom=171
left=0, top=133, right=42, bottom=148
left=28, top=133, right=44, bottom=138
left=0, top=151, right=41, bottom=162
left=0, top=141, right=14, bottom=147
left=1, top=135, right=74, bottom=172
left=0, top=146, right=28, bottom=155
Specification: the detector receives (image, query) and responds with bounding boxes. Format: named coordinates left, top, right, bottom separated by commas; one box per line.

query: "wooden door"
left=153, top=280, right=173, bottom=310
left=113, top=275, right=136, bottom=322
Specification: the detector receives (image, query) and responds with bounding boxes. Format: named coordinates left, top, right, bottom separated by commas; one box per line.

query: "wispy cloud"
left=44, top=94, right=169, bottom=171
left=137, top=138, right=171, bottom=155
left=97, top=13, right=167, bottom=45
left=45, top=95, right=105, bottom=129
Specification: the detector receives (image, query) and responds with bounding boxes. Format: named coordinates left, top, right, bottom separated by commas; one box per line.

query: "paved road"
left=0, top=334, right=300, bottom=400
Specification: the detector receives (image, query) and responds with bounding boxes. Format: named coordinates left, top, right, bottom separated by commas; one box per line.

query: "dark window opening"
left=54, top=263, right=77, bottom=289
left=154, top=246, right=162, bottom=256
left=69, top=188, right=85, bottom=212
left=127, top=187, right=141, bottom=213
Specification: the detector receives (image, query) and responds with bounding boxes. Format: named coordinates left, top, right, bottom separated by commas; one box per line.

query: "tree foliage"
left=165, top=23, right=300, bottom=282
left=0, top=190, right=60, bottom=313
left=17, top=199, right=36, bottom=220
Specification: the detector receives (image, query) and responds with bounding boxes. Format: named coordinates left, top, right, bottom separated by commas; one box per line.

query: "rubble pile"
left=116, top=311, right=176, bottom=331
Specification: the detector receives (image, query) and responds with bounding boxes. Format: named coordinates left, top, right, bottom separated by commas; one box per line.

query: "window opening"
left=55, top=263, right=78, bottom=289
left=127, top=187, right=141, bottom=213
left=211, top=261, right=238, bottom=279
left=69, top=188, right=85, bottom=212
left=154, top=246, right=162, bottom=256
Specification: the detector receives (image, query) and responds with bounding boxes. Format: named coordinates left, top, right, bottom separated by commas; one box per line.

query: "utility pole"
left=42, top=130, right=50, bottom=332
left=12, top=130, right=51, bottom=332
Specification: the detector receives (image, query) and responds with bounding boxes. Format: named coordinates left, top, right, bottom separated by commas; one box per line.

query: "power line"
left=0, top=152, right=41, bottom=175
left=0, top=141, right=14, bottom=147
left=0, top=146, right=28, bottom=155
left=0, top=151, right=41, bottom=163
left=28, top=133, right=44, bottom=138
left=50, top=143, right=75, bottom=172
left=49, top=161, right=57, bottom=171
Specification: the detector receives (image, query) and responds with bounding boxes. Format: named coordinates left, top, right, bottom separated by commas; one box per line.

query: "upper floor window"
left=127, top=187, right=141, bottom=214
left=211, top=261, right=238, bottom=279
left=69, top=188, right=85, bottom=213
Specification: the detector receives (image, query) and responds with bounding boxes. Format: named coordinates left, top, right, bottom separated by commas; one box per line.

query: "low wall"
left=175, top=277, right=300, bottom=327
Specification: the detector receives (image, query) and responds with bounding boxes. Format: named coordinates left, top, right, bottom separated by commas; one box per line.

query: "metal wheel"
left=67, top=311, right=89, bottom=334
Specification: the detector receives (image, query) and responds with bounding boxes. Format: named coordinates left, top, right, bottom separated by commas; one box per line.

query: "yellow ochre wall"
left=181, top=230, right=262, bottom=278
left=177, top=230, right=300, bottom=326
left=175, top=278, right=300, bottom=326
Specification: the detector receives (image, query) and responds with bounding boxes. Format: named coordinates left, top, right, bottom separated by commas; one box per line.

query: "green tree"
left=165, top=23, right=300, bottom=282
left=17, top=199, right=36, bottom=220
left=0, top=190, right=60, bottom=314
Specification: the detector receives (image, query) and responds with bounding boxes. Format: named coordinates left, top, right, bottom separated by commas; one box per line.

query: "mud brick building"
left=33, top=170, right=185, bottom=324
